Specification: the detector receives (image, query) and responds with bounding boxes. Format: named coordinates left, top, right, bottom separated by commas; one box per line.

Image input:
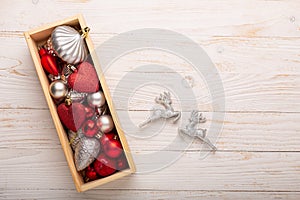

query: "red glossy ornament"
left=39, top=48, right=59, bottom=76
left=85, top=166, right=98, bottom=181
left=84, top=106, right=95, bottom=119
left=94, top=153, right=116, bottom=177
left=101, top=133, right=123, bottom=158
left=100, top=132, right=115, bottom=146
left=116, top=155, right=129, bottom=170
left=82, top=119, right=98, bottom=137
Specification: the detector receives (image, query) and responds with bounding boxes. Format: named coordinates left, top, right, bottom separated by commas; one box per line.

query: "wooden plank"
left=1, top=109, right=300, bottom=152
left=1, top=0, right=300, bottom=197
left=1, top=0, right=300, bottom=38
left=0, top=149, right=299, bottom=191
left=2, top=189, right=300, bottom=200
left=0, top=36, right=300, bottom=112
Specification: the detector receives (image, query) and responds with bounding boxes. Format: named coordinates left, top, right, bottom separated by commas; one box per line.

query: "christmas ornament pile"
left=39, top=25, right=128, bottom=182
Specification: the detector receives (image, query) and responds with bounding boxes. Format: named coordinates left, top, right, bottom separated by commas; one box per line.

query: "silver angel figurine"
left=178, top=110, right=217, bottom=151
left=139, top=91, right=181, bottom=128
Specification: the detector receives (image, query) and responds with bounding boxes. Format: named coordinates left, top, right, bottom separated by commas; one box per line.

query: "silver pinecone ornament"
left=68, top=129, right=84, bottom=151
left=74, top=137, right=101, bottom=171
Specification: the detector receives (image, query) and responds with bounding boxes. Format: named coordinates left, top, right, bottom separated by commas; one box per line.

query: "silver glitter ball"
left=68, top=90, right=87, bottom=103
left=49, top=80, right=68, bottom=99
left=75, top=137, right=101, bottom=171
left=51, top=25, right=88, bottom=65
left=87, top=91, right=106, bottom=108
left=96, top=115, right=114, bottom=133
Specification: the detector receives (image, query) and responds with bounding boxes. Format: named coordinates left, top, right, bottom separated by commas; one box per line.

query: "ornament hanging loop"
left=81, top=27, right=90, bottom=38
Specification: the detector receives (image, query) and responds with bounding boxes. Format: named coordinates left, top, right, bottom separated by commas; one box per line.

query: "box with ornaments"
left=24, top=14, right=135, bottom=192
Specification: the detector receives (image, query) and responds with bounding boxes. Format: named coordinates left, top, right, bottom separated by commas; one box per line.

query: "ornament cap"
left=81, top=27, right=90, bottom=38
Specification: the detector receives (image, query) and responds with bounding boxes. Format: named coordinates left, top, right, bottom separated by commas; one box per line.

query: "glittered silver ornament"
left=139, top=91, right=181, bottom=128
left=75, top=137, right=101, bottom=171
left=87, top=91, right=106, bottom=108
left=49, top=80, right=68, bottom=99
left=96, top=115, right=114, bottom=133
left=178, top=110, right=216, bottom=151
left=67, top=90, right=87, bottom=103
left=50, top=25, right=89, bottom=65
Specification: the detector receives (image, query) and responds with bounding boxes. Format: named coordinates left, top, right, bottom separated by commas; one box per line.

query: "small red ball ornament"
left=85, top=166, right=98, bottom=181
left=94, top=154, right=117, bottom=177
left=39, top=48, right=59, bottom=76
left=84, top=106, right=95, bottom=119
left=101, top=133, right=123, bottom=158
left=82, top=119, right=98, bottom=137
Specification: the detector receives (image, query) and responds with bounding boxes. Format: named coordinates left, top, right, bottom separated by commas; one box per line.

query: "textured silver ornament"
left=50, top=25, right=89, bottom=64
left=96, top=115, right=114, bottom=133
left=68, top=129, right=84, bottom=151
left=49, top=80, right=68, bottom=99
left=139, top=91, right=181, bottom=128
left=178, top=110, right=217, bottom=151
left=75, top=137, right=101, bottom=171
left=67, top=90, right=87, bottom=103
left=87, top=91, right=106, bottom=108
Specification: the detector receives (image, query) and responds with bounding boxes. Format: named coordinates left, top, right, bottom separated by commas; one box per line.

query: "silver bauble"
left=49, top=80, right=68, bottom=99
left=87, top=91, right=106, bottom=108
left=97, top=115, right=114, bottom=133
left=51, top=25, right=88, bottom=64
left=75, top=137, right=101, bottom=171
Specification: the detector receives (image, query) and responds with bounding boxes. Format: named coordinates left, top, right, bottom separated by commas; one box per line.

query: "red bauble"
left=84, top=106, right=95, bottom=119
left=82, top=119, right=98, bottom=137
left=94, top=154, right=116, bottom=177
left=101, top=132, right=123, bottom=158
left=68, top=62, right=99, bottom=93
left=100, top=132, right=115, bottom=146
left=39, top=48, right=59, bottom=76
left=85, top=166, right=98, bottom=181
left=57, top=102, right=86, bottom=132
left=116, top=155, right=129, bottom=170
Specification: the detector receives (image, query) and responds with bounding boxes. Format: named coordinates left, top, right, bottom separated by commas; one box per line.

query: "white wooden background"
left=1, top=0, right=300, bottom=199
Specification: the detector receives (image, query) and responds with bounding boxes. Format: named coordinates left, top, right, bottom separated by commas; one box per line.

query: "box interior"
left=25, top=16, right=134, bottom=192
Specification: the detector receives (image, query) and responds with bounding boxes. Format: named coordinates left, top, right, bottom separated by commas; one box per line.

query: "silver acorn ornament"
left=68, top=129, right=84, bottom=151
left=49, top=80, right=68, bottom=99
left=50, top=25, right=89, bottom=65
left=87, top=91, right=108, bottom=115
left=96, top=115, right=114, bottom=133
left=75, top=136, right=101, bottom=171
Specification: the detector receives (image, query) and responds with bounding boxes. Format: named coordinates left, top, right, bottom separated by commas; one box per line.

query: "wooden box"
left=23, top=14, right=135, bottom=192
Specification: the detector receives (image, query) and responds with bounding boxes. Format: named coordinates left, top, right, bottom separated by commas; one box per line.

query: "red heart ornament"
left=57, top=102, right=86, bottom=131
left=39, top=48, right=59, bottom=76
left=68, top=62, right=99, bottom=93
